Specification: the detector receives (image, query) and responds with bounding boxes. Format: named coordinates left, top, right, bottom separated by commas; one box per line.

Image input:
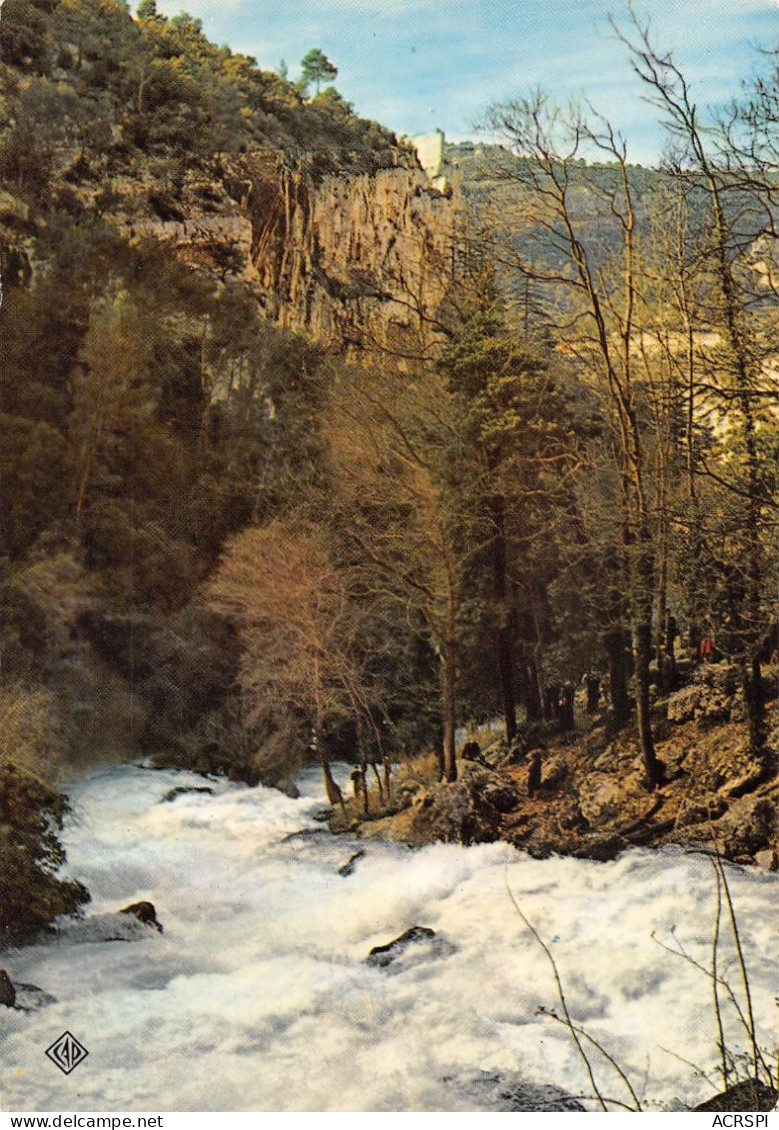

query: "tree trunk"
left=634, top=619, right=663, bottom=788
left=525, top=657, right=544, bottom=721
left=442, top=639, right=457, bottom=782
left=497, top=628, right=517, bottom=743
left=440, top=570, right=458, bottom=783
left=491, top=494, right=517, bottom=743
left=604, top=629, right=630, bottom=730
left=355, top=718, right=370, bottom=816
left=435, top=724, right=446, bottom=783
left=742, top=655, right=766, bottom=757
left=371, top=762, right=384, bottom=804
left=322, top=759, right=346, bottom=812
left=559, top=683, right=574, bottom=732
left=543, top=683, right=556, bottom=722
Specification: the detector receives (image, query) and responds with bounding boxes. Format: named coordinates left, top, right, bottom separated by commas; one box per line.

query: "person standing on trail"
left=559, top=682, right=574, bottom=732
left=584, top=672, right=600, bottom=714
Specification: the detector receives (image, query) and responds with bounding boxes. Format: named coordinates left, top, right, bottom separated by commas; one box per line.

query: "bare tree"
left=323, top=362, right=484, bottom=782
left=483, top=93, right=666, bottom=786
left=209, top=520, right=377, bottom=802
left=613, top=12, right=778, bottom=756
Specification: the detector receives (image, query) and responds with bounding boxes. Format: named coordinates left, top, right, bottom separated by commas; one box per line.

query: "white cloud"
left=158, top=0, right=468, bottom=14
left=156, top=0, right=244, bottom=13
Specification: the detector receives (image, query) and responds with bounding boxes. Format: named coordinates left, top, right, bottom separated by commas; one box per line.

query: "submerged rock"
left=446, top=1069, right=586, bottom=1111
left=12, top=982, right=57, bottom=1011
left=58, top=902, right=164, bottom=943
left=366, top=925, right=456, bottom=972
left=161, top=786, right=215, bottom=803
left=0, top=971, right=56, bottom=1011
left=337, top=849, right=365, bottom=877
left=694, top=1078, right=778, bottom=1112
left=120, top=901, right=163, bottom=932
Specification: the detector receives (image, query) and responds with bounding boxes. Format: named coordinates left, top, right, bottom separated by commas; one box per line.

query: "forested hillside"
left=0, top=0, right=413, bottom=938
left=1, top=0, right=777, bottom=941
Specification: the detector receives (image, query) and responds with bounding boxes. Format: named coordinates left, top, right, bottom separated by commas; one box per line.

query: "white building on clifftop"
left=409, top=129, right=452, bottom=196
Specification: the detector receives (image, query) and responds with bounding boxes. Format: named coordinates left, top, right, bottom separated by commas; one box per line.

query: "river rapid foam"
left=1, top=763, right=776, bottom=1111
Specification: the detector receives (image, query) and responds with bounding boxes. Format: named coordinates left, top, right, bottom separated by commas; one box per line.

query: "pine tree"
left=299, top=48, right=337, bottom=97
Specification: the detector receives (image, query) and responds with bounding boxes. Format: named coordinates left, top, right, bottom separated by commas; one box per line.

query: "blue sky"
left=155, top=0, right=777, bottom=165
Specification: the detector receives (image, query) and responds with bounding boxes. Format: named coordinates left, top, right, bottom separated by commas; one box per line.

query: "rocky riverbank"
left=333, top=662, right=778, bottom=868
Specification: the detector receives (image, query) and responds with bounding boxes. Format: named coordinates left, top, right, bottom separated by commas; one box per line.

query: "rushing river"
left=1, top=763, right=776, bottom=1112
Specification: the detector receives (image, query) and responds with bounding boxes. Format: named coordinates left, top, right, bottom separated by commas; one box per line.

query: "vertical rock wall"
left=244, top=155, right=456, bottom=362
left=128, top=150, right=457, bottom=363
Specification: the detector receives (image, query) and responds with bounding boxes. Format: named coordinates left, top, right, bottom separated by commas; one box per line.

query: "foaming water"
left=1, top=763, right=776, bottom=1111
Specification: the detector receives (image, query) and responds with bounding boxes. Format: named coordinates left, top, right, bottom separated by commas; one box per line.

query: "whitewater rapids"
left=1, top=763, right=776, bottom=1112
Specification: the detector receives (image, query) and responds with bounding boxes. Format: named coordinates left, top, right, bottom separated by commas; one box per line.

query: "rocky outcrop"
left=715, top=795, right=776, bottom=862
left=132, top=214, right=257, bottom=283
left=667, top=662, right=746, bottom=725
left=352, top=688, right=777, bottom=867
left=423, top=766, right=521, bottom=846
left=129, top=150, right=455, bottom=363
left=243, top=154, right=454, bottom=360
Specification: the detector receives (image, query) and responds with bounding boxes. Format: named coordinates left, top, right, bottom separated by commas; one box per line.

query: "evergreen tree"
left=300, top=48, right=337, bottom=96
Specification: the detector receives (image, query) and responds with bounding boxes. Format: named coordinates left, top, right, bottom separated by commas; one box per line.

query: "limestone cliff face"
left=127, top=149, right=456, bottom=361
left=243, top=154, right=455, bottom=361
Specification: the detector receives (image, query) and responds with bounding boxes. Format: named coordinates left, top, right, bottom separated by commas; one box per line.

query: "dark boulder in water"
left=338, top=849, right=365, bottom=877
left=58, top=906, right=163, bottom=943
left=119, top=901, right=163, bottom=933
left=0, top=971, right=56, bottom=1011
left=161, top=786, right=215, bottom=803
left=0, top=970, right=15, bottom=1008
left=694, top=1079, right=778, bottom=1112
left=367, top=926, right=456, bottom=972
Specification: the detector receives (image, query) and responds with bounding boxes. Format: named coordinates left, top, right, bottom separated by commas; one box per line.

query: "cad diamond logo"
left=45, top=1031, right=89, bottom=1075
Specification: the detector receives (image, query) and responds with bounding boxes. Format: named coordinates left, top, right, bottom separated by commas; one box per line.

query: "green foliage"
left=0, top=0, right=430, bottom=936
left=0, top=761, right=90, bottom=943
left=0, top=0, right=401, bottom=192
left=0, top=0, right=58, bottom=69
left=299, top=48, right=337, bottom=97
